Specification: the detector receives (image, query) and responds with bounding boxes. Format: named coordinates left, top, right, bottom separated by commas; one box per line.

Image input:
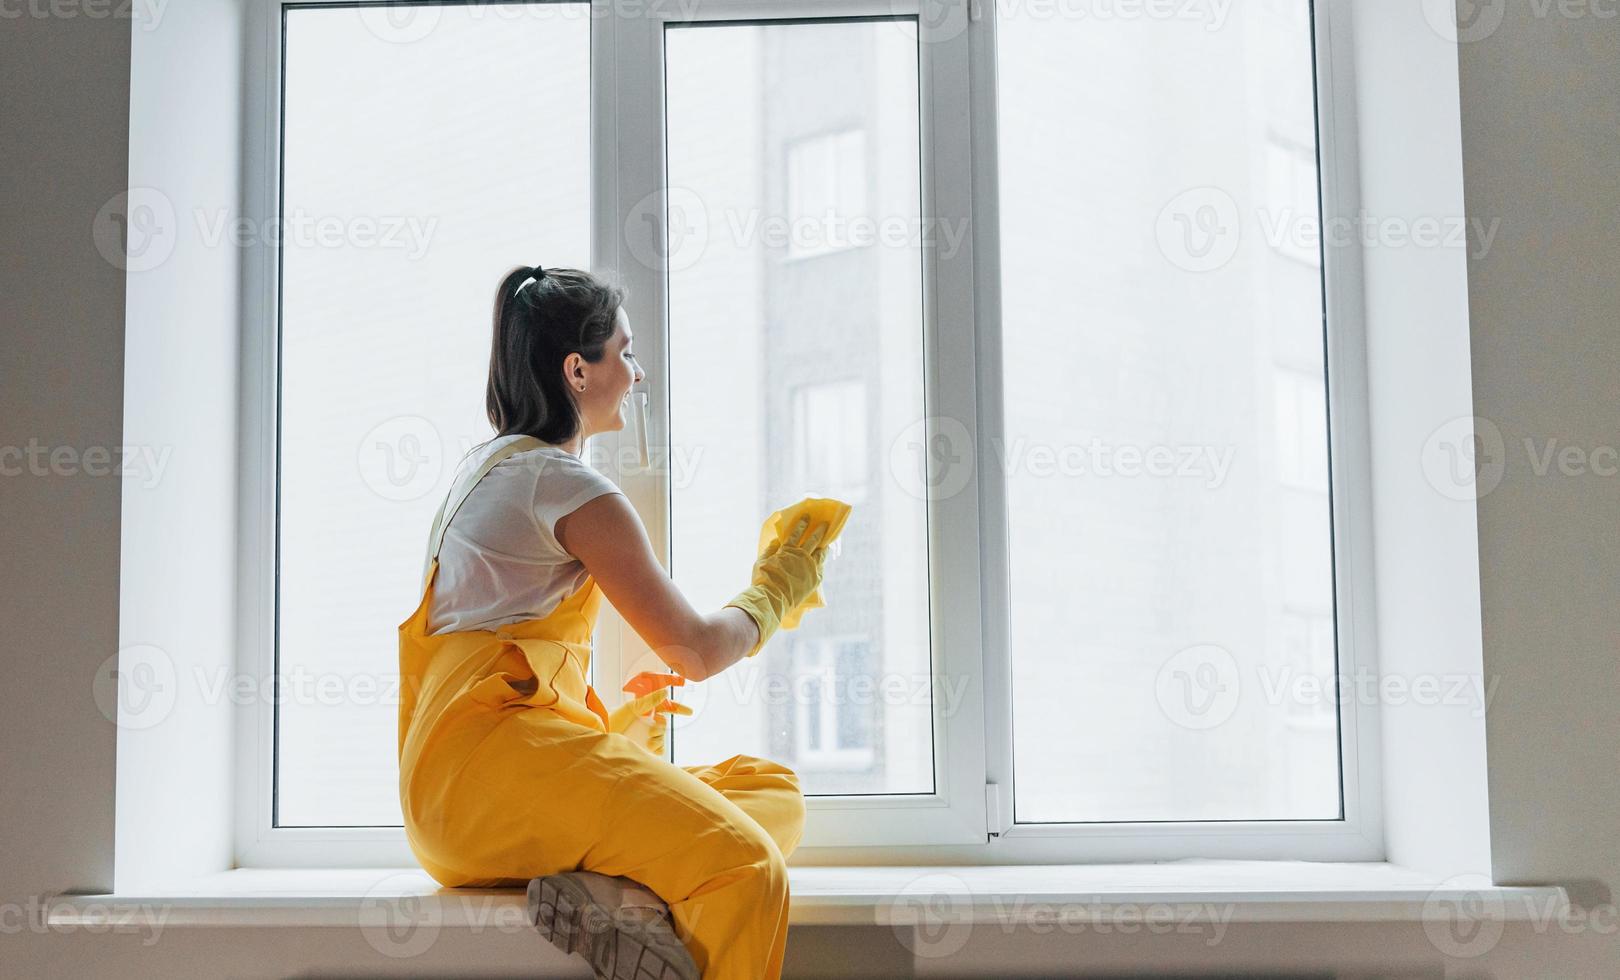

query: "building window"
left=790, top=380, right=869, bottom=503
left=792, top=637, right=877, bottom=772
left=784, top=129, right=868, bottom=260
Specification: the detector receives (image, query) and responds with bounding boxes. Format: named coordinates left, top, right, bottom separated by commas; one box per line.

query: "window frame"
left=236, top=0, right=1383, bottom=867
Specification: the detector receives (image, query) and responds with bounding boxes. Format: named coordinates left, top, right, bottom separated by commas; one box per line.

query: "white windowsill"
left=43, top=861, right=1567, bottom=929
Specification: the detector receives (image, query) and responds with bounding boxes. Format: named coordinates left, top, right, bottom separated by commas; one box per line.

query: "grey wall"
left=1458, top=0, right=1620, bottom=900
left=0, top=0, right=128, bottom=945
left=2, top=1, right=1617, bottom=976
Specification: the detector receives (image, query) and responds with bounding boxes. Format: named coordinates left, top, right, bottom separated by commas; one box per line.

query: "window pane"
left=663, top=19, right=933, bottom=796
left=997, top=0, right=1342, bottom=822
left=277, top=4, right=589, bottom=826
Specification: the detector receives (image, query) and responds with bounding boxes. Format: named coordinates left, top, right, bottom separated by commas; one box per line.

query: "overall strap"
left=421, top=434, right=545, bottom=589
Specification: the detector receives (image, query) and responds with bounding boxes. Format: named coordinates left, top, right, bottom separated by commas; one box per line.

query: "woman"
left=397, top=265, right=834, bottom=980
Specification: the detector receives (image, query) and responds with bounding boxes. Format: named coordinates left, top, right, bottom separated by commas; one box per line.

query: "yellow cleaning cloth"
left=754, top=497, right=853, bottom=630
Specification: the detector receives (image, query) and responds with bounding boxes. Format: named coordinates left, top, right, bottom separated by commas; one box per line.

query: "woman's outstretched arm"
left=556, top=492, right=759, bottom=682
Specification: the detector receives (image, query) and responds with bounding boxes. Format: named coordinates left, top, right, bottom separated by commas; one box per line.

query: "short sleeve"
left=526, top=452, right=626, bottom=557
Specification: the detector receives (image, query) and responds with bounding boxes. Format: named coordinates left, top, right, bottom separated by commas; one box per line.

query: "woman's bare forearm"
left=682, top=606, right=760, bottom=681
left=560, top=494, right=761, bottom=683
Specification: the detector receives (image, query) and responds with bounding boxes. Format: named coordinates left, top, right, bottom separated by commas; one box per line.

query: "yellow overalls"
left=398, top=436, right=806, bottom=980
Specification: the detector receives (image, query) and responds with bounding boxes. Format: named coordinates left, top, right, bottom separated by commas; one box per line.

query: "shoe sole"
left=528, top=874, right=699, bottom=980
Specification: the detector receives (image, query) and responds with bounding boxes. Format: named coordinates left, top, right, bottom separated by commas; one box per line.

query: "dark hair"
left=486, top=265, right=626, bottom=444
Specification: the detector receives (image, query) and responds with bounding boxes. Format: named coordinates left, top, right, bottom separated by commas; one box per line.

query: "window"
left=790, top=380, right=869, bottom=503
left=1266, top=136, right=1323, bottom=266
left=272, top=2, right=590, bottom=828
left=784, top=129, right=869, bottom=260
left=994, top=0, right=1351, bottom=827
left=790, top=637, right=877, bottom=773
left=249, top=0, right=1373, bottom=863
left=1275, top=367, right=1331, bottom=492
left=662, top=18, right=933, bottom=801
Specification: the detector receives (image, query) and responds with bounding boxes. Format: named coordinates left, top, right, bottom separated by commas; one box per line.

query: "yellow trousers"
left=438, top=711, right=804, bottom=978
left=400, top=557, right=805, bottom=980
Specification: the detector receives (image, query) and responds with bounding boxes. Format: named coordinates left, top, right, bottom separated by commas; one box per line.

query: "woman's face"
left=573, top=306, right=644, bottom=438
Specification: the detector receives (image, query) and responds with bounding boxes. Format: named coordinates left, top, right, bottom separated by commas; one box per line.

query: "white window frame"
left=236, top=0, right=1382, bottom=868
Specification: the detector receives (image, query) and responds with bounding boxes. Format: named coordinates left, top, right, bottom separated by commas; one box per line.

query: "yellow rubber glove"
left=755, top=498, right=853, bottom=629
left=725, top=513, right=832, bottom=659
left=609, top=672, right=693, bottom=755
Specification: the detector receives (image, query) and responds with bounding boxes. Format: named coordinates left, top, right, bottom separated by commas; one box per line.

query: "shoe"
left=528, top=871, right=699, bottom=980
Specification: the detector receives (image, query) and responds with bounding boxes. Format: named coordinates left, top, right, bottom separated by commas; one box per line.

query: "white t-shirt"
left=426, top=443, right=625, bottom=635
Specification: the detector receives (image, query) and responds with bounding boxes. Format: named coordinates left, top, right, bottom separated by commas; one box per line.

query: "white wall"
left=2, top=0, right=1617, bottom=975
left=114, top=0, right=245, bottom=892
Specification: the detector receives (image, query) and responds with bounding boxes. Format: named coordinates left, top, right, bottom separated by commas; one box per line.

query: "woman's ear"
left=561, top=352, right=585, bottom=392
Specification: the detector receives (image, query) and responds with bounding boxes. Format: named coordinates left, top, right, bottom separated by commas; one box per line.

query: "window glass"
left=663, top=19, right=934, bottom=796
left=277, top=3, right=590, bottom=826
left=997, top=0, right=1342, bottom=822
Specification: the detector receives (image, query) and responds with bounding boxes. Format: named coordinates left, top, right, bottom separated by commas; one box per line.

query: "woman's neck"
left=547, top=433, right=585, bottom=458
